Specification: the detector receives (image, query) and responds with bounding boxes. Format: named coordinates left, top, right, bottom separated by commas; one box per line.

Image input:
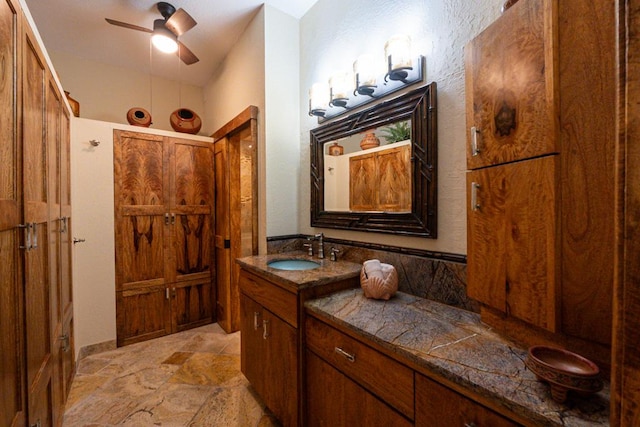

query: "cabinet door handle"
left=334, top=347, right=355, bottom=362
left=166, top=288, right=170, bottom=300
left=18, top=224, right=30, bottom=250
left=253, top=312, right=261, bottom=330
left=262, top=319, right=269, bottom=339
left=171, top=213, right=176, bottom=225
left=165, top=213, right=170, bottom=225
left=59, top=333, right=70, bottom=352
left=471, top=182, right=481, bottom=211
left=464, top=423, right=477, bottom=427
left=59, top=216, right=67, bottom=233
left=470, top=126, right=481, bottom=156
left=31, top=223, right=38, bottom=249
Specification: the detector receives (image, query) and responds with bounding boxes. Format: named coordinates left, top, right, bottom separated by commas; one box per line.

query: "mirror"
left=310, top=83, right=437, bottom=237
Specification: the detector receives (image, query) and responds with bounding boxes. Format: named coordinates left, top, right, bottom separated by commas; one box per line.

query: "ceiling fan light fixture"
left=151, top=19, right=178, bottom=54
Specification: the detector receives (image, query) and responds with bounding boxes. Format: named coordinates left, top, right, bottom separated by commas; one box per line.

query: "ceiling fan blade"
left=105, top=18, right=152, bottom=33
left=177, top=41, right=199, bottom=65
left=165, top=8, right=197, bottom=36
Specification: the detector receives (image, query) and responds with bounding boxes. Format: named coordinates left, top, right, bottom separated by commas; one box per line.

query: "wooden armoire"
left=1, top=0, right=75, bottom=425
left=113, top=130, right=215, bottom=346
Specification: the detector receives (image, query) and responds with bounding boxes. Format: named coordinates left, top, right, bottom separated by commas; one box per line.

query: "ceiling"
left=24, top=0, right=318, bottom=87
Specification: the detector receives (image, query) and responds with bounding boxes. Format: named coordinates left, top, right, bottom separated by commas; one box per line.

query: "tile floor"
left=63, top=323, right=280, bottom=426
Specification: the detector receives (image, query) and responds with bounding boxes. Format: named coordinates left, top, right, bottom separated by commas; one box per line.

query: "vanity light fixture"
left=151, top=19, right=179, bottom=54
left=329, top=72, right=351, bottom=108
left=385, top=34, right=413, bottom=82
left=353, top=54, right=378, bottom=97
left=309, top=82, right=330, bottom=117
left=308, top=34, right=424, bottom=121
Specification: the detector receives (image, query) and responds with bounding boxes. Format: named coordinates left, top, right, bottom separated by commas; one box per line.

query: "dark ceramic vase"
left=170, top=108, right=202, bottom=134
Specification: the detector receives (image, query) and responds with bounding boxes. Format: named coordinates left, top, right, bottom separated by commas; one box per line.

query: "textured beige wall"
left=299, top=0, right=505, bottom=255
left=49, top=51, right=205, bottom=134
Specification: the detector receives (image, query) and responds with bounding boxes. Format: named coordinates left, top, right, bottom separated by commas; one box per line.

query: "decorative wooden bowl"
left=526, top=346, right=603, bottom=403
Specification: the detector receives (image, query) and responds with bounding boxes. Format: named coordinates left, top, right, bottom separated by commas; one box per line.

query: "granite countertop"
left=236, top=252, right=362, bottom=293
left=305, top=289, right=610, bottom=426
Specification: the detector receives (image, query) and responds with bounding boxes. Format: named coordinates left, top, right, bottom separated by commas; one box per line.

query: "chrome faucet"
left=314, top=233, right=324, bottom=259
left=330, top=247, right=340, bottom=261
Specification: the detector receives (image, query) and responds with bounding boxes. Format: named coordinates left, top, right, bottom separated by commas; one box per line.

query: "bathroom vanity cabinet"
left=237, top=257, right=361, bottom=426
left=305, top=315, right=413, bottom=426
left=415, top=374, right=518, bottom=427
left=304, top=308, right=524, bottom=427
left=240, top=271, right=299, bottom=427
left=465, top=0, right=615, bottom=363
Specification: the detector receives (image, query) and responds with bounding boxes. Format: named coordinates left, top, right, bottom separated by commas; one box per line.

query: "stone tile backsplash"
left=267, top=236, right=479, bottom=313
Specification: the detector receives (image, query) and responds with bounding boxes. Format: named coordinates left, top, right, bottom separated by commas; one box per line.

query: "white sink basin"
left=267, top=259, right=321, bottom=271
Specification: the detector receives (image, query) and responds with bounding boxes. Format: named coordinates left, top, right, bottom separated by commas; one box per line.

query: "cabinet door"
left=349, top=152, right=377, bottom=211
left=415, top=374, right=519, bottom=427
left=214, top=138, right=233, bottom=331
left=240, top=293, right=298, bottom=426
left=23, top=24, right=54, bottom=427
left=59, top=109, right=74, bottom=397
left=116, top=286, right=171, bottom=345
left=306, top=350, right=412, bottom=427
left=465, top=0, right=556, bottom=169
left=114, top=131, right=172, bottom=345
left=172, top=278, right=214, bottom=332
left=114, top=131, right=170, bottom=288
left=0, top=0, right=25, bottom=424
left=170, top=137, right=213, bottom=283
left=240, top=294, right=266, bottom=397
left=377, top=144, right=411, bottom=212
left=170, top=138, right=214, bottom=331
left=467, top=155, right=558, bottom=332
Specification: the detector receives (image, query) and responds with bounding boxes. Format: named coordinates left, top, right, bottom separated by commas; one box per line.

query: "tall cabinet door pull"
left=470, top=126, right=481, bottom=156
left=471, top=182, right=481, bottom=211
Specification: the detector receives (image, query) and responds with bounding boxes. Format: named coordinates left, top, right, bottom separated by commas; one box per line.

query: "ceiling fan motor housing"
left=157, top=2, right=176, bottom=20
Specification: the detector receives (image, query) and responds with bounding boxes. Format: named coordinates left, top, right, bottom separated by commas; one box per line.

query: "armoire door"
left=0, top=0, right=26, bottom=424
left=46, top=78, right=74, bottom=424
left=23, top=23, right=54, bottom=427
left=170, top=137, right=214, bottom=331
left=114, top=131, right=172, bottom=346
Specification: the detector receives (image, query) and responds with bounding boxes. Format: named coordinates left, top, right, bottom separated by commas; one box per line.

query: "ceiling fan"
left=106, top=2, right=199, bottom=65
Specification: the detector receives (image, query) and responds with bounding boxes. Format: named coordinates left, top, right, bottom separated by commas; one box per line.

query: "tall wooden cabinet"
left=465, top=0, right=615, bottom=366
left=114, top=130, right=215, bottom=346
left=0, top=0, right=74, bottom=425
left=0, top=0, right=26, bottom=424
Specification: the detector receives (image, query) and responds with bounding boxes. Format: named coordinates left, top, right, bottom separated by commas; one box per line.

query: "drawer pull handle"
left=335, top=347, right=355, bottom=362
left=464, top=423, right=477, bottom=427
left=263, top=319, right=269, bottom=339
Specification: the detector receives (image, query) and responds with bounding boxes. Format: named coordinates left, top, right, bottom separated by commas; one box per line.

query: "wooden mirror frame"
left=310, top=83, right=437, bottom=237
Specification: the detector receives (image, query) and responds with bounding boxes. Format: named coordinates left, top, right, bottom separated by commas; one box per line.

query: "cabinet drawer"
left=305, top=315, right=414, bottom=420
left=239, top=270, right=297, bottom=327
left=416, top=373, right=520, bottom=427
